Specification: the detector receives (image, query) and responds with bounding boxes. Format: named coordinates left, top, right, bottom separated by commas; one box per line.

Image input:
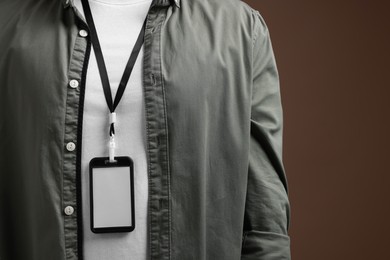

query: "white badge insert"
left=89, top=157, right=135, bottom=233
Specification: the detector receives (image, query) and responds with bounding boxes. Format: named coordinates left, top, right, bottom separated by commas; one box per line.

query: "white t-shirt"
left=73, top=0, right=152, bottom=259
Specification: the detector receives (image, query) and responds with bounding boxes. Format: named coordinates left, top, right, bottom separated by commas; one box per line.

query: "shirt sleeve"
left=241, top=9, right=291, bottom=260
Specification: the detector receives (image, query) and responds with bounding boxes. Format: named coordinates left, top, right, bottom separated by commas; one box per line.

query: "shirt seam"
left=252, top=9, right=261, bottom=48
left=75, top=34, right=91, bottom=260
left=63, top=13, right=79, bottom=259
left=158, top=12, right=172, bottom=260
left=143, top=10, right=154, bottom=260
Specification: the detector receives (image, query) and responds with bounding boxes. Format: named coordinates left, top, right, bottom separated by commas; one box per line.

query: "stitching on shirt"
left=252, top=9, right=261, bottom=48
left=75, top=30, right=91, bottom=260
left=62, top=12, right=80, bottom=260
left=157, top=10, right=172, bottom=259
left=143, top=10, right=154, bottom=260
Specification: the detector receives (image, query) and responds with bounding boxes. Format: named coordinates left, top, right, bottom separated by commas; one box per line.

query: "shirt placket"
left=62, top=18, right=91, bottom=260
left=143, top=5, right=172, bottom=260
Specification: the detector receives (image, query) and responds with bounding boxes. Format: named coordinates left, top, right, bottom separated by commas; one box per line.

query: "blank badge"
left=89, top=156, right=135, bottom=233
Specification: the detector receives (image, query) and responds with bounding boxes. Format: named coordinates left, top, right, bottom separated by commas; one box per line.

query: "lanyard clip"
left=109, top=112, right=117, bottom=136
left=109, top=113, right=117, bottom=162
left=109, top=135, right=116, bottom=163
left=110, top=112, right=117, bottom=124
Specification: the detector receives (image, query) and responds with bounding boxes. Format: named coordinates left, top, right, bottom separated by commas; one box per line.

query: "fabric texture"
left=0, top=0, right=291, bottom=259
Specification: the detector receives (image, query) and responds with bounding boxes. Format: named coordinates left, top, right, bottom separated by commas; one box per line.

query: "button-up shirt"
left=0, top=0, right=291, bottom=259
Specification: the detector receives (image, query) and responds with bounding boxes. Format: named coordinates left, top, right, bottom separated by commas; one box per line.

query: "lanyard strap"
left=80, top=0, right=148, bottom=137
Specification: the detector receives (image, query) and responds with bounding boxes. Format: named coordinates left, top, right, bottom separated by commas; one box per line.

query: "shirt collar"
left=62, top=0, right=181, bottom=9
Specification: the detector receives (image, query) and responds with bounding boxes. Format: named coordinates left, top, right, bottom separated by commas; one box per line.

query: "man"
left=0, top=0, right=291, bottom=259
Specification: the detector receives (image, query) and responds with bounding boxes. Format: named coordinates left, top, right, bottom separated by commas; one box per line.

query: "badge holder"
left=81, top=0, right=149, bottom=234
left=89, top=155, right=135, bottom=233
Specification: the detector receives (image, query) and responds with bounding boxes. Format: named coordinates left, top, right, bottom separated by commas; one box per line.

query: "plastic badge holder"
left=89, top=156, right=135, bottom=233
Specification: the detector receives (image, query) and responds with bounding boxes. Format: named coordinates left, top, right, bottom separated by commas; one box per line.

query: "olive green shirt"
left=0, top=0, right=291, bottom=259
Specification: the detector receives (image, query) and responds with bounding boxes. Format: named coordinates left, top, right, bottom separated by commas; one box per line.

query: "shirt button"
left=69, top=79, right=79, bottom=89
left=79, top=29, right=88, bottom=37
left=66, top=142, right=76, bottom=151
left=64, top=206, right=74, bottom=216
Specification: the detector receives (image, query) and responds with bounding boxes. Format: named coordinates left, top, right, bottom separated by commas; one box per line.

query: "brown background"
left=244, top=0, right=390, bottom=259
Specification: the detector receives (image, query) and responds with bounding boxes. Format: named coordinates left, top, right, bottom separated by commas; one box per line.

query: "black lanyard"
left=81, top=0, right=148, bottom=137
